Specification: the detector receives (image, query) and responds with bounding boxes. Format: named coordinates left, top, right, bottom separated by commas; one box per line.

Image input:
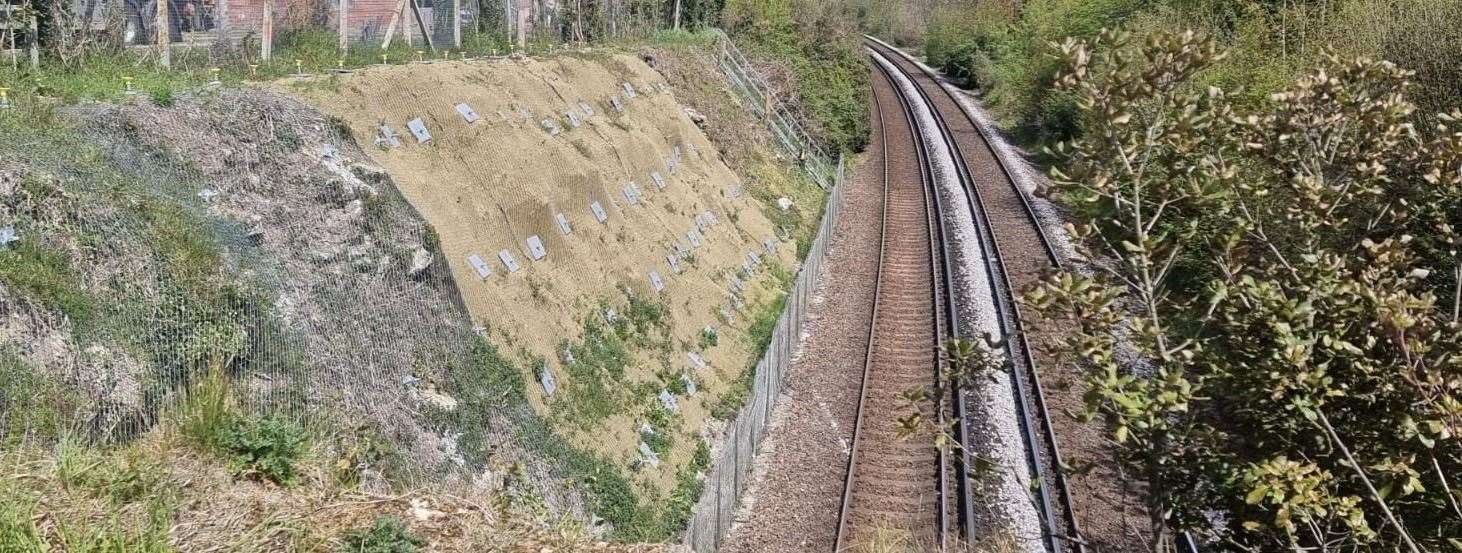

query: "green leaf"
left=1245, top=485, right=1269, bottom=505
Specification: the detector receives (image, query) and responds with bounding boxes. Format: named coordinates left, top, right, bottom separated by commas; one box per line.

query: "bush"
left=214, top=415, right=307, bottom=486
left=338, top=517, right=424, bottom=553
left=724, top=0, right=871, bottom=152
left=1031, top=29, right=1462, bottom=550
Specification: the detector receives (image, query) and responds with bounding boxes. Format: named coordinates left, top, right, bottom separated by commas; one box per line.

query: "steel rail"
left=865, top=38, right=1084, bottom=553
left=834, top=49, right=956, bottom=553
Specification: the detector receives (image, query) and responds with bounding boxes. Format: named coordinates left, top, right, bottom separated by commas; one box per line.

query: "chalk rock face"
left=409, top=246, right=434, bottom=277
left=684, top=107, right=707, bottom=128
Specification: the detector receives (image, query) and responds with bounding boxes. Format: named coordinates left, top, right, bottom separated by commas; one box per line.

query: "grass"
left=742, top=155, right=828, bottom=260
left=552, top=316, right=632, bottom=430
left=1, top=444, right=177, bottom=553
left=711, top=282, right=788, bottom=420
left=1, top=348, right=82, bottom=444
left=0, top=234, right=95, bottom=328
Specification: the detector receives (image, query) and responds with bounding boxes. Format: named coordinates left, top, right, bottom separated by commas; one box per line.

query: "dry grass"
left=0, top=429, right=677, bottom=552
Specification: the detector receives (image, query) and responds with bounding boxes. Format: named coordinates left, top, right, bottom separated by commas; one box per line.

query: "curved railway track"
left=848, top=38, right=1084, bottom=552
left=834, top=44, right=955, bottom=552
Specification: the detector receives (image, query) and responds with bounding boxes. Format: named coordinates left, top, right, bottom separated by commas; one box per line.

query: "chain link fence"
left=682, top=150, right=845, bottom=550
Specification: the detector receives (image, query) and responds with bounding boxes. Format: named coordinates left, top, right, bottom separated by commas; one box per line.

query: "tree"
left=1027, top=28, right=1462, bottom=552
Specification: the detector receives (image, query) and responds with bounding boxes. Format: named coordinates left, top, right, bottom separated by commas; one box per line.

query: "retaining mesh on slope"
left=0, top=95, right=576, bottom=511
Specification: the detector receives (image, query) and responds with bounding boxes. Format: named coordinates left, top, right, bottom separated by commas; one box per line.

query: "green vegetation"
left=213, top=415, right=308, bottom=486
left=554, top=318, right=631, bottom=429
left=0, top=491, right=173, bottom=552
left=723, top=0, right=871, bottom=152
left=741, top=155, right=828, bottom=259
left=698, top=327, right=719, bottom=350
left=1026, top=28, right=1462, bottom=551
left=0, top=351, right=79, bottom=442
left=712, top=282, right=787, bottom=420
left=641, top=405, right=677, bottom=457
left=908, top=0, right=1462, bottom=146
left=338, top=516, right=425, bottom=553
left=0, top=240, right=95, bottom=327
left=660, top=438, right=713, bottom=535
left=175, top=368, right=308, bottom=486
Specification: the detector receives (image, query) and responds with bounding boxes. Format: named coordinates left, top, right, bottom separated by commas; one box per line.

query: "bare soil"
left=717, top=73, right=887, bottom=553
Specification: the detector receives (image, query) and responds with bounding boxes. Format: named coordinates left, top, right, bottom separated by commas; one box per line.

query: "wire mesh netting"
left=1, top=14, right=842, bottom=545
left=0, top=91, right=584, bottom=514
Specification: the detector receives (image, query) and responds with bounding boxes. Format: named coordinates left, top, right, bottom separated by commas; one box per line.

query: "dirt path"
left=718, top=88, right=887, bottom=553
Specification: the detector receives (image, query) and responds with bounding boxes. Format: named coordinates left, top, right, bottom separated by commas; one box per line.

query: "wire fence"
left=683, top=151, right=845, bottom=551
left=710, top=28, right=838, bottom=190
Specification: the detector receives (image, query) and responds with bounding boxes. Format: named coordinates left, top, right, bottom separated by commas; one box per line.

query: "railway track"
left=856, top=38, right=1084, bottom=552
left=833, top=44, right=954, bottom=552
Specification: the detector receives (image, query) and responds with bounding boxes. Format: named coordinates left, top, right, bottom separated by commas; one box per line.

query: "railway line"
left=833, top=40, right=953, bottom=551
left=834, top=38, right=1084, bottom=552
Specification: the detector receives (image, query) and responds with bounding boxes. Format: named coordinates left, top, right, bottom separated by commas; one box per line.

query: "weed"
left=332, top=426, right=397, bottom=489
left=659, top=438, right=712, bottom=537
left=641, top=405, right=676, bottom=457
left=0, top=498, right=45, bottom=550
left=552, top=317, right=631, bottom=429
left=0, top=350, right=79, bottom=442
left=177, top=364, right=234, bottom=448
left=711, top=288, right=787, bottom=420
left=338, top=516, right=424, bottom=553
left=56, top=439, right=164, bottom=505
left=214, top=415, right=308, bottom=486
left=620, top=293, right=671, bottom=349
left=699, top=327, right=719, bottom=350
left=427, top=335, right=527, bottom=468
left=149, top=86, right=175, bottom=107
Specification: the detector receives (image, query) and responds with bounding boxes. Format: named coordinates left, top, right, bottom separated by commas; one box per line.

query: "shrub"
left=1030, top=28, right=1462, bottom=550
left=338, top=517, right=424, bottom=553
left=723, top=0, right=870, bottom=152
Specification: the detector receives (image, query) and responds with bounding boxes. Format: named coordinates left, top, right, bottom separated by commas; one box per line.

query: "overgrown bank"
left=913, top=0, right=1462, bottom=146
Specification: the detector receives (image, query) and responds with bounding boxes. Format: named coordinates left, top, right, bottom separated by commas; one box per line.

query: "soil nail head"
left=122, top=76, right=135, bottom=95
left=209, top=68, right=221, bottom=86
